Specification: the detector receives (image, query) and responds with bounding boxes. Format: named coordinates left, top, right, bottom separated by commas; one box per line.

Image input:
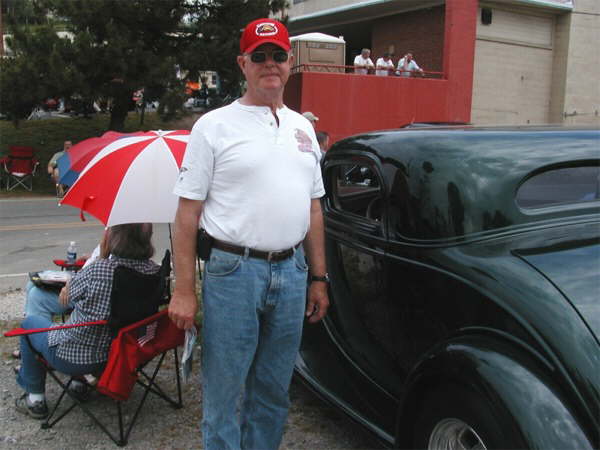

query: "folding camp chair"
left=5, top=250, right=186, bottom=447
left=2, top=146, right=39, bottom=191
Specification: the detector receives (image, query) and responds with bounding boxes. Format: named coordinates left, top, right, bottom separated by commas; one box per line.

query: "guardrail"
left=291, top=63, right=445, bottom=79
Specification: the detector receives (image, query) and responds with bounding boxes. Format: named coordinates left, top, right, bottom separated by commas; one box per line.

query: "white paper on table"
left=181, top=326, right=198, bottom=383
left=37, top=270, right=72, bottom=283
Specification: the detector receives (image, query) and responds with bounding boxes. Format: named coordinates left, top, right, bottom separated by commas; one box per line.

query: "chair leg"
left=116, top=402, right=127, bottom=446
left=42, top=370, right=128, bottom=446
left=136, top=352, right=182, bottom=408
left=124, top=352, right=168, bottom=442
left=41, top=372, right=76, bottom=429
left=7, top=175, right=32, bottom=191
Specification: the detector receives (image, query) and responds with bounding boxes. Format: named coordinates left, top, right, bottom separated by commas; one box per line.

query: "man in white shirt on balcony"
left=375, top=52, right=395, bottom=76
left=396, top=52, right=424, bottom=77
left=353, top=48, right=374, bottom=75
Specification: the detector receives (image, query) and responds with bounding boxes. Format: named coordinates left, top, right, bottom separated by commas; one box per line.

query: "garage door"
left=471, top=7, right=554, bottom=125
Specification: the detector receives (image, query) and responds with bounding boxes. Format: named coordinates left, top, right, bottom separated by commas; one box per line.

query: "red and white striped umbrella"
left=60, top=130, right=190, bottom=226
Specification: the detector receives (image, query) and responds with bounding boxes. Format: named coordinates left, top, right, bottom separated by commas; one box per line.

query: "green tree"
left=1, top=0, right=288, bottom=130
left=181, top=0, right=288, bottom=97
left=0, top=19, right=71, bottom=126
left=41, top=0, right=194, bottom=131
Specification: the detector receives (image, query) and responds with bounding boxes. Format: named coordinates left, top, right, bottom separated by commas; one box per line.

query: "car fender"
left=395, top=334, right=595, bottom=450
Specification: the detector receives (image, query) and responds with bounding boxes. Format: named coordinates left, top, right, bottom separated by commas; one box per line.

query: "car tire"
left=412, top=384, right=525, bottom=450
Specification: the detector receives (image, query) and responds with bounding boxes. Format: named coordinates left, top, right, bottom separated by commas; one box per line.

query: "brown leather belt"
left=212, top=239, right=301, bottom=262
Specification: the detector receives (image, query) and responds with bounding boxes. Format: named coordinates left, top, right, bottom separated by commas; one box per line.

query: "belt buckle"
left=267, top=251, right=276, bottom=262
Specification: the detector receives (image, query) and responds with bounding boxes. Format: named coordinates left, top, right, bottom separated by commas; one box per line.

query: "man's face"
left=406, top=53, right=413, bottom=61
left=362, top=50, right=370, bottom=59
left=64, top=141, right=72, bottom=151
left=237, top=43, right=292, bottom=95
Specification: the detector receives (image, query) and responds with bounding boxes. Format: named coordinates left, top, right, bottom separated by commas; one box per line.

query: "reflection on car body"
left=295, top=126, right=600, bottom=450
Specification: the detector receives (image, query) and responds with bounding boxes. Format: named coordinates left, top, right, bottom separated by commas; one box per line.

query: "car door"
left=318, top=151, right=399, bottom=433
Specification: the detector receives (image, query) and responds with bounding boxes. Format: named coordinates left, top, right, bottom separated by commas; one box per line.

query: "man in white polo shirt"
left=396, top=51, right=424, bottom=77
left=353, top=48, right=374, bottom=75
left=169, top=18, right=329, bottom=450
left=375, top=52, right=395, bottom=76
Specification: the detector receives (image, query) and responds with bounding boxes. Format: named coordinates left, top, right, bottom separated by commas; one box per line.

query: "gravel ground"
left=0, top=288, right=379, bottom=449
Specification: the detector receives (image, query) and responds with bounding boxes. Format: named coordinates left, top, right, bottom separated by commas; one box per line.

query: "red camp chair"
left=2, top=146, right=39, bottom=191
left=5, top=250, right=188, bottom=447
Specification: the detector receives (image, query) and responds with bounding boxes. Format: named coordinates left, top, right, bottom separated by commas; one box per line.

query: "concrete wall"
left=560, top=0, right=600, bottom=125
left=549, top=12, right=571, bottom=123
left=471, top=6, right=555, bottom=125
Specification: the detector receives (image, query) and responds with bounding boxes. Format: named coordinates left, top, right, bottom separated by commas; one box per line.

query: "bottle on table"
left=67, top=241, right=77, bottom=265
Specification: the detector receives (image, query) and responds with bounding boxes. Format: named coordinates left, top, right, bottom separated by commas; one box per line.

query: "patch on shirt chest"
left=294, top=129, right=318, bottom=163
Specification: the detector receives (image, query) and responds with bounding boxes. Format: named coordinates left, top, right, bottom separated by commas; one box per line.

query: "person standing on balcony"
left=354, top=48, right=374, bottom=75
left=396, top=52, right=424, bottom=77
left=169, top=17, right=329, bottom=450
left=375, top=52, right=395, bottom=76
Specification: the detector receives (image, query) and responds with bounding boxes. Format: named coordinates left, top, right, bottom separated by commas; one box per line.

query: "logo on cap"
left=256, top=23, right=278, bottom=37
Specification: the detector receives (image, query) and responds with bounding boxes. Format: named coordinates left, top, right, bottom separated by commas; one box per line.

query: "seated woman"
left=15, top=223, right=159, bottom=419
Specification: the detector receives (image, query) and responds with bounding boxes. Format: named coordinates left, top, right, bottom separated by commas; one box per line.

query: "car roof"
left=327, top=127, right=600, bottom=241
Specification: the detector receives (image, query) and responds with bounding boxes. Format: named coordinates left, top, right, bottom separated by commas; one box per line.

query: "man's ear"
left=288, top=53, right=295, bottom=66
left=237, top=55, right=246, bottom=74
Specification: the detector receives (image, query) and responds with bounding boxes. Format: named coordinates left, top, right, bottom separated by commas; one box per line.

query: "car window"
left=329, top=163, right=383, bottom=222
left=516, top=165, right=600, bottom=209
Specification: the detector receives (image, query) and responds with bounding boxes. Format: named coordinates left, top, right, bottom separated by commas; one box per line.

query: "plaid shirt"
left=48, top=256, right=160, bottom=365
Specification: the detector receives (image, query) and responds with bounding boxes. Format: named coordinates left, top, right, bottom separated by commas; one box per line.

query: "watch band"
left=310, top=273, right=330, bottom=283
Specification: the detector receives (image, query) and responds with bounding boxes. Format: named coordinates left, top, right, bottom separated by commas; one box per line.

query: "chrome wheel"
left=428, top=418, right=487, bottom=450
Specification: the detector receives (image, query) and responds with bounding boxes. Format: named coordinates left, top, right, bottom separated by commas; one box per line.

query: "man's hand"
left=168, top=292, right=198, bottom=330
left=58, top=280, right=69, bottom=307
left=305, top=282, right=329, bottom=323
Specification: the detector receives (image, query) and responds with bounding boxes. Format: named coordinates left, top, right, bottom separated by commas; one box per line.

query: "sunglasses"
left=248, top=50, right=289, bottom=64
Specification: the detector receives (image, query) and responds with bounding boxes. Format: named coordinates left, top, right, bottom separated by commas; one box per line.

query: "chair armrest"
left=4, top=320, right=108, bottom=337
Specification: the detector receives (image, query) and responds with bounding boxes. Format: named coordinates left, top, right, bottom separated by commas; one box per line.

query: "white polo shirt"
left=375, top=57, right=394, bottom=76
left=173, top=100, right=325, bottom=251
left=353, top=55, right=374, bottom=75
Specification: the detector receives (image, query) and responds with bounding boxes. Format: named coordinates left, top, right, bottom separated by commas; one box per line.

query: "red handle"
left=4, top=320, right=108, bottom=337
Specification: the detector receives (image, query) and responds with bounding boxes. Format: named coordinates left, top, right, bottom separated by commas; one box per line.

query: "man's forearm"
left=303, top=200, right=326, bottom=276
left=173, top=200, right=203, bottom=295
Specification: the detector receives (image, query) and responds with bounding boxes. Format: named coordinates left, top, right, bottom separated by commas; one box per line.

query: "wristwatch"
left=310, top=273, right=330, bottom=283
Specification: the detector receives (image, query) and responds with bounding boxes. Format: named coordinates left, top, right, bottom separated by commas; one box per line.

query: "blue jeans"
left=17, top=316, right=105, bottom=394
left=25, top=281, right=72, bottom=320
left=201, top=247, right=308, bottom=450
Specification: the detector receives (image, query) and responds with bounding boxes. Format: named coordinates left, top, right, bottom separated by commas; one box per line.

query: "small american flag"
left=137, top=321, right=158, bottom=347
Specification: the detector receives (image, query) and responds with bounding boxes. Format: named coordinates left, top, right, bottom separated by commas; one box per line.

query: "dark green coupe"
left=296, top=127, right=599, bottom=449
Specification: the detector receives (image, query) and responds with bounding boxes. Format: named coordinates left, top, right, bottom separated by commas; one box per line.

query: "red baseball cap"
left=240, top=18, right=291, bottom=54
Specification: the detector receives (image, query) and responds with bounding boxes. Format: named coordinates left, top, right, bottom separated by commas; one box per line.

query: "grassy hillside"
left=0, top=111, right=199, bottom=196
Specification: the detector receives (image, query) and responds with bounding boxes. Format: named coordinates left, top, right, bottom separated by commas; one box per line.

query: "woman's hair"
left=105, top=223, right=154, bottom=260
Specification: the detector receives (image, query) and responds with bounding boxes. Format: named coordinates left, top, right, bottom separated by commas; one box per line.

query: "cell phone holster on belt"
left=196, top=229, right=214, bottom=261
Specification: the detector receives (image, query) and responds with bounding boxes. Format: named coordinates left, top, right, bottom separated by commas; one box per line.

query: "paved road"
left=0, top=197, right=174, bottom=293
